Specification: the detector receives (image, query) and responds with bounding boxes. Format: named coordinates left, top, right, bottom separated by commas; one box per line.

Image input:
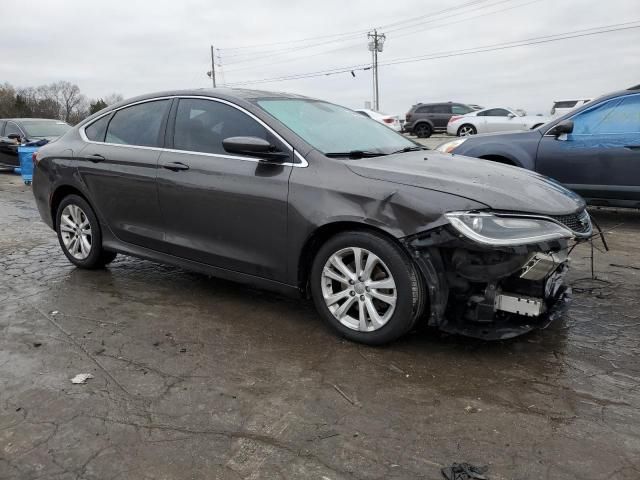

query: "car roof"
left=108, top=88, right=316, bottom=108
left=0, top=118, right=66, bottom=123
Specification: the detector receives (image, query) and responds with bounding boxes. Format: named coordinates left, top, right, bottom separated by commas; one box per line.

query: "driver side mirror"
left=7, top=133, right=21, bottom=141
left=222, top=136, right=289, bottom=161
left=548, top=119, right=574, bottom=137
left=507, top=113, right=516, bottom=119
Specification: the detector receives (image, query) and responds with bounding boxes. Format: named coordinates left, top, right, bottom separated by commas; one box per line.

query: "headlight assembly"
left=445, top=211, right=574, bottom=246
left=436, top=138, right=467, bottom=154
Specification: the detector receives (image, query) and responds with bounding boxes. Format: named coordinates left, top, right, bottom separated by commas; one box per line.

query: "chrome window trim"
left=78, top=95, right=308, bottom=168
left=5, top=121, right=26, bottom=138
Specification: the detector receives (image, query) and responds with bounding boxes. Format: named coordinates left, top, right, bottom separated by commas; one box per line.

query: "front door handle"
left=163, top=161, right=190, bottom=171
left=88, top=153, right=105, bottom=163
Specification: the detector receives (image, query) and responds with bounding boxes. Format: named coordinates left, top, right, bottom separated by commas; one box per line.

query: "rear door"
left=431, top=104, right=452, bottom=130
left=536, top=94, right=640, bottom=201
left=157, top=97, right=293, bottom=281
left=77, top=99, right=172, bottom=250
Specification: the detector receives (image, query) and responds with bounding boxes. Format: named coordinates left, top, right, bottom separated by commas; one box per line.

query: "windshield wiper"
left=389, top=145, right=428, bottom=155
left=325, top=150, right=388, bottom=159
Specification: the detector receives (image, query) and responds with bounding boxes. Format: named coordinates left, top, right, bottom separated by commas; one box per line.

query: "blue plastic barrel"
left=17, top=146, right=38, bottom=185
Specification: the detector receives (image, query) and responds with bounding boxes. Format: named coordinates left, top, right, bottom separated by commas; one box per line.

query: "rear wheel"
left=310, top=231, right=426, bottom=345
left=457, top=124, right=477, bottom=136
left=56, top=195, right=116, bottom=269
left=414, top=123, right=432, bottom=138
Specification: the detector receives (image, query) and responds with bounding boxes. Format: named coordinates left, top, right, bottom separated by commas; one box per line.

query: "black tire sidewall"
left=56, top=195, right=105, bottom=269
left=310, top=231, right=422, bottom=345
left=415, top=123, right=432, bottom=138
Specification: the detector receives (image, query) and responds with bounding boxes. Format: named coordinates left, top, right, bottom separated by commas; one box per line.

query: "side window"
left=484, top=108, right=511, bottom=117
left=84, top=114, right=111, bottom=142
left=554, top=101, right=577, bottom=109
left=432, top=104, right=451, bottom=114
left=451, top=105, right=471, bottom=115
left=416, top=106, right=433, bottom=114
left=5, top=122, right=23, bottom=137
left=105, top=100, right=170, bottom=147
left=173, top=98, right=270, bottom=155
left=0, top=121, right=5, bottom=136
left=572, top=95, right=640, bottom=136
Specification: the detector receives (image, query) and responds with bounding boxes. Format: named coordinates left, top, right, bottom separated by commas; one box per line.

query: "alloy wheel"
left=59, top=204, right=92, bottom=260
left=320, top=247, right=397, bottom=332
left=459, top=125, right=476, bottom=136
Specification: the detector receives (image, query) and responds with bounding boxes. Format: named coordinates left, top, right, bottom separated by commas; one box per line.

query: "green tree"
left=89, top=99, right=108, bottom=115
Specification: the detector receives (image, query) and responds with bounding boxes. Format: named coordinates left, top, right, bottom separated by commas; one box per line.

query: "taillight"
left=448, top=115, right=463, bottom=124
left=32, top=151, right=42, bottom=167
left=383, top=118, right=394, bottom=124
left=406, top=113, right=412, bottom=121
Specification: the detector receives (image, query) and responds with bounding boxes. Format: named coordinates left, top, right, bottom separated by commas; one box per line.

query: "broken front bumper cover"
left=403, top=223, right=580, bottom=340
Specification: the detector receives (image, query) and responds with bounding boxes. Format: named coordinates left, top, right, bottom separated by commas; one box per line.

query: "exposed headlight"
left=436, top=138, right=467, bottom=154
left=445, top=211, right=574, bottom=246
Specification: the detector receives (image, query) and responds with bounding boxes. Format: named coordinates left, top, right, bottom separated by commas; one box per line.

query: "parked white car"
left=355, top=109, right=403, bottom=131
left=550, top=99, right=592, bottom=118
left=447, top=107, right=550, bottom=136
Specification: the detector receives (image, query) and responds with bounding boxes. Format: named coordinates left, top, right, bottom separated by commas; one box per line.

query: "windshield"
left=22, top=121, right=71, bottom=137
left=256, top=99, right=416, bottom=155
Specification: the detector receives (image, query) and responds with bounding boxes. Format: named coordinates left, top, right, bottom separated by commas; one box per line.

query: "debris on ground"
left=70, top=373, right=94, bottom=384
left=441, top=463, right=489, bottom=480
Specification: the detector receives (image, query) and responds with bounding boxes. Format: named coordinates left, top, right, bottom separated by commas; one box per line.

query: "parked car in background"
left=33, top=88, right=591, bottom=344
left=0, top=118, right=71, bottom=169
left=436, top=85, right=640, bottom=208
left=404, top=102, right=476, bottom=138
left=355, top=108, right=402, bottom=131
left=551, top=99, right=591, bottom=118
left=447, top=107, right=549, bottom=136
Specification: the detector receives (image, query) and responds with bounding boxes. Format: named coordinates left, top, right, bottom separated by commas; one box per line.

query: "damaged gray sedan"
left=32, top=89, right=591, bottom=345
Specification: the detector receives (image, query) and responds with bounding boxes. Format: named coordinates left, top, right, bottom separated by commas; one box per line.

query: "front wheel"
left=310, top=231, right=426, bottom=345
left=56, top=194, right=117, bottom=269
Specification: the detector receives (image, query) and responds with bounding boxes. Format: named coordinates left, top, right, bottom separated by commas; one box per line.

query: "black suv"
left=405, top=102, right=477, bottom=138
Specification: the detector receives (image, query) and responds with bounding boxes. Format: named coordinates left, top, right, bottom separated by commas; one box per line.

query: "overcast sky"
left=3, top=0, right=639, bottom=115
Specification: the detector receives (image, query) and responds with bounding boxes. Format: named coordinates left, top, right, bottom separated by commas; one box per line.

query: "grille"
left=551, top=210, right=591, bottom=234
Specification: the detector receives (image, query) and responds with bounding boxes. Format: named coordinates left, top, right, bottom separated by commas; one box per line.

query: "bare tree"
left=0, top=83, right=17, bottom=117
left=51, top=81, right=86, bottom=123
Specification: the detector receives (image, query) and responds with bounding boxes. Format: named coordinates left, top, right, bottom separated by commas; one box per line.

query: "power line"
left=219, top=0, right=493, bottom=58
left=225, top=21, right=640, bottom=87
left=224, top=0, right=541, bottom=73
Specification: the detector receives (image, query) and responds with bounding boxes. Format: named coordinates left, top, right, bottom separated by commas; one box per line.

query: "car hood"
left=347, top=151, right=585, bottom=216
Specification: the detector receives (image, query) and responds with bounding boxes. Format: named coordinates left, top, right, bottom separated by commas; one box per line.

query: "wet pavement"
left=1, top=173, right=639, bottom=480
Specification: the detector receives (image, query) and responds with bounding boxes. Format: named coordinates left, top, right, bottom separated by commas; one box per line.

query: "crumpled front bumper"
left=403, top=226, right=576, bottom=340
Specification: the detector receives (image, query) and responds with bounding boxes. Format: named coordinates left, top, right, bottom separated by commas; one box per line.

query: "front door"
left=76, top=99, right=172, bottom=250
left=157, top=97, right=292, bottom=282
left=536, top=94, right=640, bottom=201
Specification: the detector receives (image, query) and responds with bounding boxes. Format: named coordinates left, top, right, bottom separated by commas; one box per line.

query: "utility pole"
left=207, top=45, right=217, bottom=88
left=367, top=30, right=386, bottom=111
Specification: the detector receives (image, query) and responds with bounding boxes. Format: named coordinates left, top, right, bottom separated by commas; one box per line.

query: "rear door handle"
left=163, top=161, right=190, bottom=171
left=88, top=153, right=105, bottom=163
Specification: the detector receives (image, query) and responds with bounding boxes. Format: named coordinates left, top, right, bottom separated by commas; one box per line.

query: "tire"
left=457, top=124, right=477, bottom=136
left=414, top=123, right=432, bottom=138
left=310, top=230, right=426, bottom=345
left=55, top=194, right=116, bottom=269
